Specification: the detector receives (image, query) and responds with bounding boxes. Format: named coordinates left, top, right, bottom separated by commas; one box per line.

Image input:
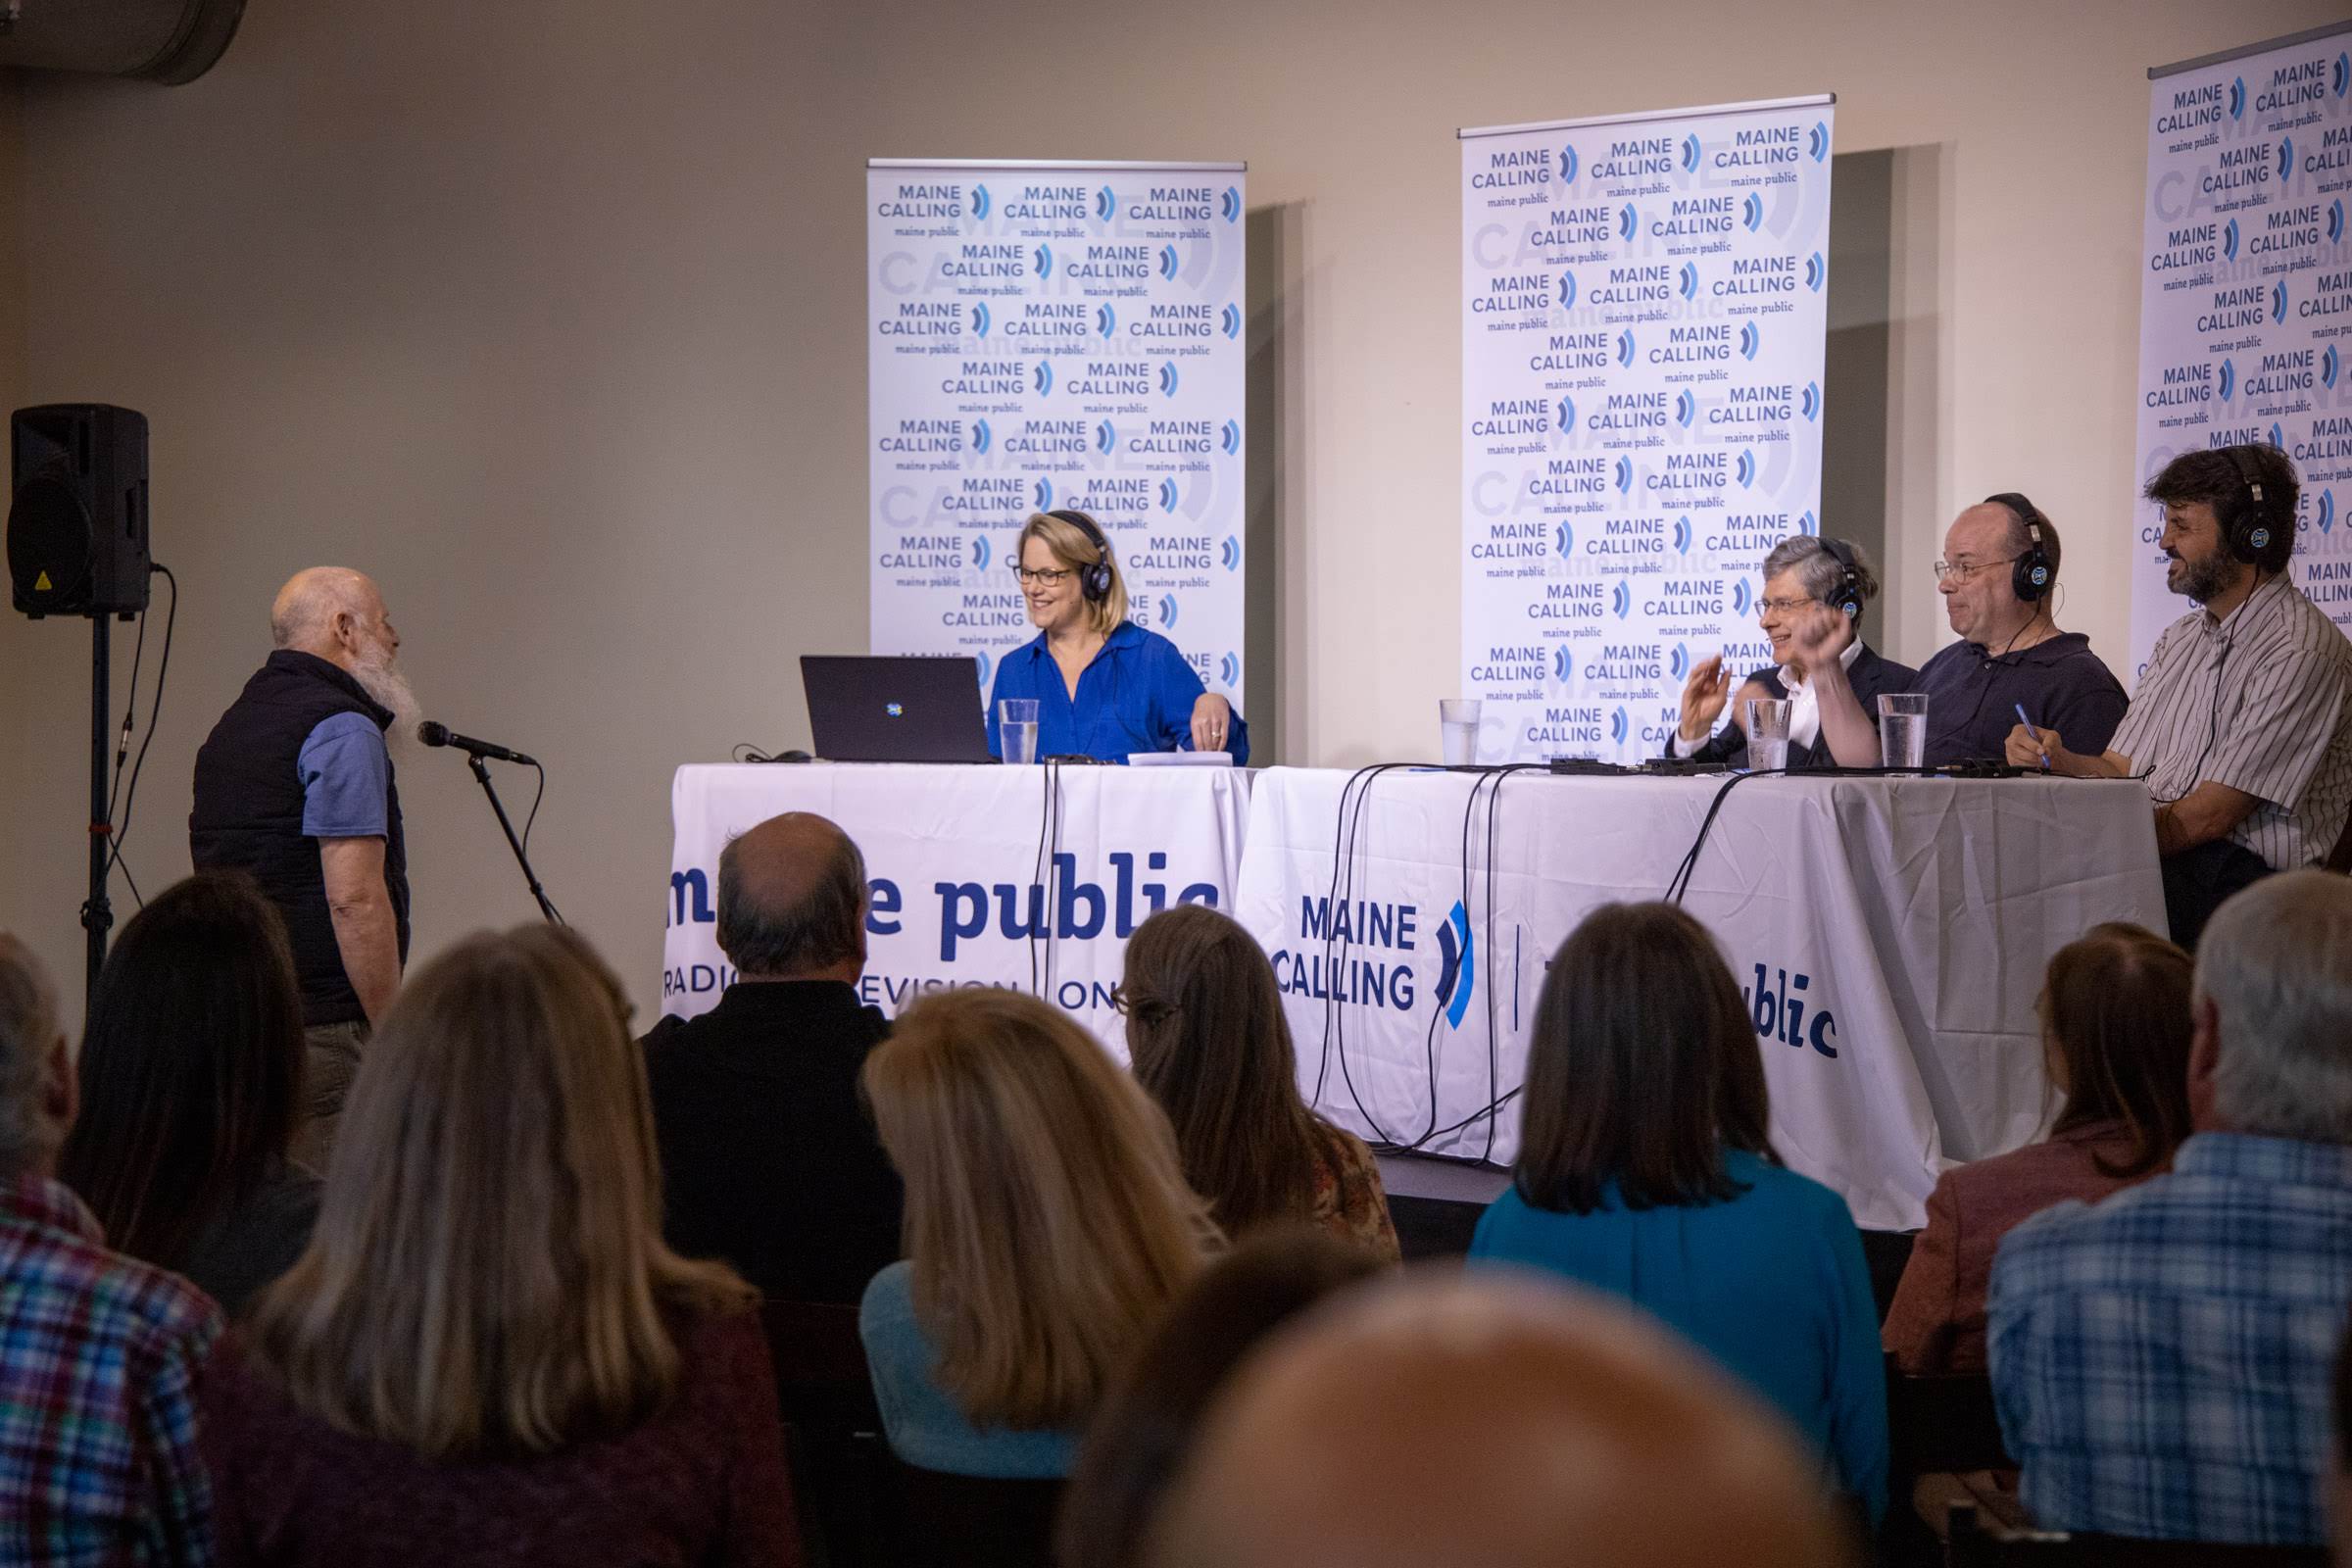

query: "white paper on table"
left=1127, top=752, right=1234, bottom=767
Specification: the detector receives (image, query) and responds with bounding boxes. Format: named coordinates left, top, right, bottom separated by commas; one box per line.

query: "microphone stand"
left=466, top=754, right=562, bottom=923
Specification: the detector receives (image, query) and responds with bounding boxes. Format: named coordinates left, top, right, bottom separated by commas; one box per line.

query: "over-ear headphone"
left=2221, top=447, right=2280, bottom=565
left=1046, top=508, right=1115, bottom=603
left=1985, top=492, right=2053, bottom=603
left=1821, top=538, right=1863, bottom=619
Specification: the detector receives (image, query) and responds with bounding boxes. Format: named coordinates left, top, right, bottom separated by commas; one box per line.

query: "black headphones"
left=1821, top=537, right=1863, bottom=619
left=1046, top=508, right=1115, bottom=603
left=2221, top=447, right=2281, bottom=565
left=1985, top=492, right=2053, bottom=603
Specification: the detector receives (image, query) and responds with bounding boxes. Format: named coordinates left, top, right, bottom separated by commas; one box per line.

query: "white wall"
left=1, top=0, right=2338, bottom=1027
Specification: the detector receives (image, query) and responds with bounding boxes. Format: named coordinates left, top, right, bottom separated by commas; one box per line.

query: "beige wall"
left=1, top=0, right=2338, bottom=1027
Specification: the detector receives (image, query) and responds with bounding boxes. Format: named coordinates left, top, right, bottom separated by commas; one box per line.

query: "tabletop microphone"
left=417, top=721, right=537, bottom=767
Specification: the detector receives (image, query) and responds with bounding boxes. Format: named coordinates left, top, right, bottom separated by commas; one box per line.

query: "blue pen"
left=2014, top=703, right=2050, bottom=770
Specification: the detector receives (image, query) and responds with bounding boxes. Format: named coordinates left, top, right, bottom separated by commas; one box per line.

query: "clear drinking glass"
left=1743, top=697, right=1793, bottom=772
left=1878, top=692, right=1930, bottom=769
left=998, top=698, right=1041, bottom=764
left=1440, top=699, right=1483, bottom=766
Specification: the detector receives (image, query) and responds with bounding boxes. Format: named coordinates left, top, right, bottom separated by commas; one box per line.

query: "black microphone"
left=416, top=721, right=537, bottom=767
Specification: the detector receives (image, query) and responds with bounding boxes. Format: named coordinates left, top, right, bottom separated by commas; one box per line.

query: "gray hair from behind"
left=716, top=823, right=868, bottom=979
left=0, top=935, right=67, bottom=1181
left=2197, top=870, right=2352, bottom=1144
left=1760, top=535, right=1879, bottom=610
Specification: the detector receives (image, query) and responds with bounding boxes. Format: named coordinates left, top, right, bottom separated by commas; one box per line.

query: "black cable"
left=519, top=761, right=548, bottom=858
left=1030, top=760, right=1054, bottom=994
left=1665, top=765, right=1786, bottom=906
left=103, top=564, right=177, bottom=905
left=1312, top=763, right=1413, bottom=1131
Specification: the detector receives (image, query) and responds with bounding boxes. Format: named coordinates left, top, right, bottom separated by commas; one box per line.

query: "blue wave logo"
left=1220, top=418, right=1242, bottom=456
left=1220, top=535, right=1242, bottom=571
left=1160, top=592, right=1180, bottom=629
left=2271, top=420, right=2284, bottom=451
left=1034, top=478, right=1054, bottom=511
left=1555, top=520, right=1575, bottom=558
left=1611, top=581, right=1633, bottom=619
left=2222, top=218, right=2239, bottom=262
left=1559, top=270, right=1578, bottom=308
left=885, top=699, right=901, bottom=717
left=1797, top=510, right=1819, bottom=537
left=1096, top=303, right=1116, bottom=338
left=1557, top=394, right=1576, bottom=432
left=1219, top=651, right=1241, bottom=686
left=1673, top=515, right=1692, bottom=554
left=1680, top=133, right=1701, bottom=173
left=972, top=418, right=993, bottom=455
left=1433, top=902, right=1475, bottom=1030
left=1615, top=329, right=1636, bottom=367
left=1220, top=186, right=1242, bottom=222
left=1158, top=478, right=1180, bottom=513
left=972, top=536, right=991, bottom=572
left=1736, top=449, right=1756, bottom=486
left=1221, top=302, right=1242, bottom=339
left=2324, top=346, right=2340, bottom=390
left=1158, top=362, right=1180, bottom=397
left=1669, top=642, right=1690, bottom=680
left=2337, top=52, right=2351, bottom=97
left=1609, top=706, right=1630, bottom=746
left=2329, top=200, right=2345, bottom=244
left=2279, top=137, right=2295, bottom=183
left=1678, top=262, right=1698, bottom=301
left=1733, top=579, right=1754, bottom=614
left=2228, top=76, right=2245, bottom=120
left=1808, top=121, right=1830, bottom=162
left=1618, top=203, right=1638, bottom=241
left=1800, top=382, right=1821, bottom=421
left=1740, top=320, right=1761, bottom=361
left=2320, top=490, right=2336, bottom=536
left=1805, top=251, right=1826, bottom=291
left=1034, top=361, right=1054, bottom=395
left=1095, top=419, right=1116, bottom=455
left=1034, top=243, right=1054, bottom=279
left=1614, top=456, right=1634, bottom=494
left=971, top=183, right=993, bottom=220
left=1742, top=191, right=1765, bottom=231
left=975, top=650, right=993, bottom=688
left=1158, top=244, right=1181, bottom=281
left=1675, top=389, right=1695, bottom=428
left=2274, top=280, right=2289, bottom=324
left=972, top=302, right=992, bottom=338
left=1552, top=645, right=1573, bottom=684
left=1095, top=185, right=1115, bottom=222
left=2218, top=358, right=2234, bottom=401
left=1558, top=144, right=1579, bottom=184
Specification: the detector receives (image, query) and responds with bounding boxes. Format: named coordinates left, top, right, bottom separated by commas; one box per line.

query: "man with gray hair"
left=190, top=567, right=415, bottom=1167
left=0, top=935, right=221, bottom=1563
left=640, top=811, right=904, bottom=1304
left=1988, top=870, right=2352, bottom=1546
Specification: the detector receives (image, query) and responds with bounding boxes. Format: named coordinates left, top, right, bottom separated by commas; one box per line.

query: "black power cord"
left=101, top=562, right=178, bottom=907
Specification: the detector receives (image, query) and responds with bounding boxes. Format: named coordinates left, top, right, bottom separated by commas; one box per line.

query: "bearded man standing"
left=191, top=567, right=417, bottom=1167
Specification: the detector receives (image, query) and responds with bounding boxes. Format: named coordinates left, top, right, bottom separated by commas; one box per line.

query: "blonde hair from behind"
left=864, top=987, right=1217, bottom=1430
left=244, top=924, right=753, bottom=1459
left=1019, top=510, right=1129, bottom=635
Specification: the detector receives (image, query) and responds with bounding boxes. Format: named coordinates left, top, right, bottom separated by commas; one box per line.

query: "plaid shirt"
left=1987, top=1133, right=2352, bottom=1545
left=0, top=1174, right=221, bottom=1566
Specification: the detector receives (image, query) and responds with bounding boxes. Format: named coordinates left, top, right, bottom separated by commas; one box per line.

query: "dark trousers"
left=2160, top=839, right=2276, bottom=952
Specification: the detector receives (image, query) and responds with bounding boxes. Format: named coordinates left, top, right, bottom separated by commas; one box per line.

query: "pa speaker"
left=8, top=404, right=150, bottom=619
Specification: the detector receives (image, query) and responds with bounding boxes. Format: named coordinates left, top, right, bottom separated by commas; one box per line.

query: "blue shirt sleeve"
left=1139, top=631, right=1250, bottom=764
left=297, top=711, right=391, bottom=838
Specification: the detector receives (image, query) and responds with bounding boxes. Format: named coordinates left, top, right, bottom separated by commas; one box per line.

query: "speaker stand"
left=466, top=754, right=561, bottom=924
left=80, top=614, right=113, bottom=1010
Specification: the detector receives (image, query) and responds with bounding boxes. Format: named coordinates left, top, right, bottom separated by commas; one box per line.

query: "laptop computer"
left=800, top=655, right=996, bottom=763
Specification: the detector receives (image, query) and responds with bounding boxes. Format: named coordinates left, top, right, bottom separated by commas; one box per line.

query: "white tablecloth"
left=663, top=762, right=1251, bottom=1051
left=1230, top=767, right=2167, bottom=1231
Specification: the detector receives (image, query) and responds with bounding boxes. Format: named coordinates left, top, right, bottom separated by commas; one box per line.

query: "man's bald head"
left=270, top=567, right=394, bottom=668
left=716, top=813, right=869, bottom=982
left=1150, top=1272, right=1856, bottom=1568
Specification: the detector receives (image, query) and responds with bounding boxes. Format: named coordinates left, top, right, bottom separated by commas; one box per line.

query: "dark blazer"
left=641, top=979, right=904, bottom=1305
left=1674, top=645, right=1922, bottom=770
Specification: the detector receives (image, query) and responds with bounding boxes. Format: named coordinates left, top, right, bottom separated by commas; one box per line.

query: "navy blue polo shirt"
left=1915, top=631, right=2128, bottom=765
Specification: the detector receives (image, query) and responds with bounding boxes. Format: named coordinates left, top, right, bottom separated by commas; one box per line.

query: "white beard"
left=351, top=653, right=424, bottom=761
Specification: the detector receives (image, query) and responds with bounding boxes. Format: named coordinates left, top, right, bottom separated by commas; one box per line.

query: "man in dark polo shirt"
left=2010, top=445, right=2352, bottom=947
left=640, top=811, right=903, bottom=1304
left=190, top=567, right=414, bottom=1168
left=1800, top=495, right=2126, bottom=767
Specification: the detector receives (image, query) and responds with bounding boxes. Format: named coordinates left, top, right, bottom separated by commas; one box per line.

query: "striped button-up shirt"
left=2109, top=575, right=2352, bottom=869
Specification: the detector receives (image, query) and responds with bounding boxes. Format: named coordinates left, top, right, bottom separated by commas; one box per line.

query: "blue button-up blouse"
left=983, top=621, right=1249, bottom=764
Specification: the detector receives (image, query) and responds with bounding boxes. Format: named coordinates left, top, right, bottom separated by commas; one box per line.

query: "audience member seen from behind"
left=1056, top=1229, right=1384, bottom=1568
left=641, top=811, right=902, bottom=1304
left=860, top=988, right=1218, bottom=1479
left=58, top=873, right=320, bottom=1320
left=1989, top=870, right=2352, bottom=1547
left=1146, top=1272, right=1859, bottom=1568
left=0, top=935, right=221, bottom=1567
left=201, top=925, right=800, bottom=1568
left=1884, top=922, right=2193, bottom=1375
left=1121, top=906, right=1399, bottom=1259
left=1466, top=901, right=1886, bottom=1521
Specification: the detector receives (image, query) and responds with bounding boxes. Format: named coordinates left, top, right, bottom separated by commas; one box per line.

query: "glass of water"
left=998, top=698, right=1041, bottom=764
left=1879, top=692, right=1930, bottom=769
left=1440, top=699, right=1483, bottom=766
left=1743, top=697, right=1793, bottom=772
